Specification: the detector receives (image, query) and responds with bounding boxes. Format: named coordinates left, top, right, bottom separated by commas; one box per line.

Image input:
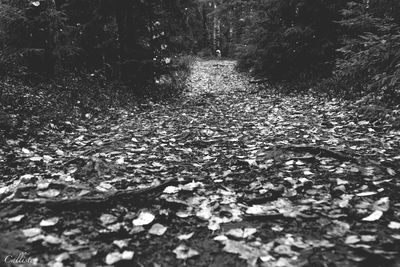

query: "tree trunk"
left=202, top=3, right=208, bottom=48
left=212, top=0, right=217, bottom=53
left=115, top=0, right=130, bottom=81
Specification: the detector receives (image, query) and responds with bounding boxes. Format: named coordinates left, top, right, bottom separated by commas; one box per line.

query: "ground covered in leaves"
left=1, top=60, right=400, bottom=267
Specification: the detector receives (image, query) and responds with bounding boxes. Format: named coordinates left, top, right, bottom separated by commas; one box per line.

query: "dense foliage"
left=0, top=0, right=195, bottom=93
left=234, top=0, right=400, bottom=104
left=332, top=2, right=400, bottom=104
left=236, top=0, right=347, bottom=81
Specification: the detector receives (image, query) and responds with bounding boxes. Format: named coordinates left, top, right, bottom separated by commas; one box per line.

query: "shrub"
left=237, top=0, right=346, bottom=82
left=332, top=2, right=400, bottom=106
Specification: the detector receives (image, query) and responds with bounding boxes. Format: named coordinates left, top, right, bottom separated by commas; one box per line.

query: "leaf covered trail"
left=1, top=60, right=400, bottom=266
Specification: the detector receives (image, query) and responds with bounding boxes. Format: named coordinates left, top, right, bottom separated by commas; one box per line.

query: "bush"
left=331, top=2, right=400, bottom=106
left=237, top=0, right=346, bottom=82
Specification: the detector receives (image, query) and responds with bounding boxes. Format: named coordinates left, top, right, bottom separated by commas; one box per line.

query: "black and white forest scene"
left=1, top=0, right=400, bottom=266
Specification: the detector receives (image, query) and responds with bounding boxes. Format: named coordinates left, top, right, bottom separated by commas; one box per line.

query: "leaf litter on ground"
left=1, top=60, right=400, bottom=266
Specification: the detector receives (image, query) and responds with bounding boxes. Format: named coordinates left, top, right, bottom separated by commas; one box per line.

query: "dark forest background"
left=1, top=0, right=400, bottom=137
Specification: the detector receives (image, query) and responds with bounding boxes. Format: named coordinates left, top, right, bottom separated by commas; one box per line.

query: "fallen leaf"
left=388, top=221, right=400, bottom=230
left=356, top=191, right=377, bottom=197
left=113, top=239, right=129, bottom=249
left=37, top=189, right=60, bottom=198
left=132, top=211, right=155, bottom=226
left=392, top=235, right=400, bottom=240
left=386, top=168, right=396, bottom=176
left=273, top=244, right=298, bottom=256
left=218, top=238, right=268, bottom=266
left=22, top=228, right=42, bottom=237
left=176, top=209, right=192, bottom=218
left=173, top=244, right=199, bottom=260
left=149, top=223, right=167, bottom=236
left=345, top=235, right=360, bottom=244
left=196, top=207, right=212, bottom=220
left=362, top=210, right=383, bottom=222
left=116, top=157, right=125, bottom=165
left=96, top=182, right=113, bottom=192
left=326, top=221, right=350, bottom=237
left=226, top=228, right=257, bottom=239
left=178, top=232, right=194, bottom=240
left=105, top=251, right=134, bottom=265
left=8, top=215, right=25, bottom=223
left=43, top=235, right=63, bottom=245
left=181, top=181, right=203, bottom=191
left=163, top=186, right=180, bottom=194
left=336, top=178, right=349, bottom=185
left=40, top=217, right=59, bottom=227
left=373, top=197, right=389, bottom=212
left=360, top=235, right=376, bottom=242
left=100, top=214, right=118, bottom=225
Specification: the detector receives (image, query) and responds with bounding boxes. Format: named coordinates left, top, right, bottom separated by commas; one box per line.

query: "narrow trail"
left=1, top=60, right=400, bottom=267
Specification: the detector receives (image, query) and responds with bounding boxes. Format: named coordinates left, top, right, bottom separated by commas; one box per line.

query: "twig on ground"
left=0, top=177, right=178, bottom=210
left=283, top=145, right=359, bottom=163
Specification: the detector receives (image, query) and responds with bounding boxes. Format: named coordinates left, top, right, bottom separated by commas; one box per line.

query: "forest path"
left=1, top=60, right=400, bottom=266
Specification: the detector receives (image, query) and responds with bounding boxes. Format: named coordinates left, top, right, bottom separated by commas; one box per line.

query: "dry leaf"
left=132, top=211, right=155, bottom=226
left=362, top=210, right=383, bottom=221
left=105, top=251, right=134, bottom=265
left=22, top=228, right=42, bottom=237
left=149, top=223, right=167, bottom=236
left=8, top=215, right=25, bottom=223
left=113, top=239, right=129, bottom=249
left=178, top=232, right=194, bottom=240
left=100, top=214, right=118, bottom=225
left=163, top=186, right=180, bottom=194
left=388, top=221, right=400, bottom=230
left=173, top=244, right=199, bottom=260
left=40, top=217, right=59, bottom=227
left=37, top=189, right=60, bottom=198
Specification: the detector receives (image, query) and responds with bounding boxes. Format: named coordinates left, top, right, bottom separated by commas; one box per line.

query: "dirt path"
left=1, top=60, right=400, bottom=267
